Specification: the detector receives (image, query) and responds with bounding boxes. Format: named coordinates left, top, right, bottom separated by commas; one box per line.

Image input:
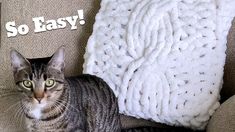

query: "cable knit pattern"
left=83, top=0, right=235, bottom=129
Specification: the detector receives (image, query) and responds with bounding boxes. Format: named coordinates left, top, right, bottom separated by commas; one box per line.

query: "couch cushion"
left=222, top=19, right=235, bottom=101
left=207, top=95, right=235, bottom=132
left=120, top=115, right=201, bottom=132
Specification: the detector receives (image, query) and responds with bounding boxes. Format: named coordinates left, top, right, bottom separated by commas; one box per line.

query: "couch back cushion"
left=222, top=19, right=235, bottom=101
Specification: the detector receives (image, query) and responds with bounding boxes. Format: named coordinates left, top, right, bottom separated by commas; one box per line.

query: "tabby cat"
left=10, top=46, right=121, bottom=132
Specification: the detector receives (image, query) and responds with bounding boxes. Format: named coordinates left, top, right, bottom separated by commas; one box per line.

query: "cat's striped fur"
left=10, top=47, right=121, bottom=132
left=10, top=47, right=163, bottom=132
left=25, top=75, right=121, bottom=132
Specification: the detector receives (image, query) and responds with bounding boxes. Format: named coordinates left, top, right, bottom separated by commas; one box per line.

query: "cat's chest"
left=29, top=104, right=46, bottom=119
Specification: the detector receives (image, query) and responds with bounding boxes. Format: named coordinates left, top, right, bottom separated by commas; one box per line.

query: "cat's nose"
left=35, top=97, right=43, bottom=103
left=34, top=93, right=44, bottom=103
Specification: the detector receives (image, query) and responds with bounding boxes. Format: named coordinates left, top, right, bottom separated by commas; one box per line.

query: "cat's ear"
left=48, top=46, right=65, bottom=72
left=10, top=49, right=30, bottom=72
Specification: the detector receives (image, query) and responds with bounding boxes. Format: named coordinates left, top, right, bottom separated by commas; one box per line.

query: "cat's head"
left=10, top=46, right=65, bottom=108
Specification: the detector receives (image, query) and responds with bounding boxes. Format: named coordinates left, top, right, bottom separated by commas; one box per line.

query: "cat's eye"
left=22, top=80, right=33, bottom=89
left=45, top=79, right=55, bottom=88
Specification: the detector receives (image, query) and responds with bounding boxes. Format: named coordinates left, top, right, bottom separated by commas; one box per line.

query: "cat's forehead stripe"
left=27, top=57, right=50, bottom=79
left=32, top=63, right=46, bottom=79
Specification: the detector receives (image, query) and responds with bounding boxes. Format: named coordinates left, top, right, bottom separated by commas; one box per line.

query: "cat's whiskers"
left=1, top=102, right=21, bottom=127
left=54, top=99, right=84, bottom=122
left=0, top=88, right=27, bottom=129
left=13, top=102, right=25, bottom=128
left=55, top=99, right=80, bottom=113
left=55, top=100, right=69, bottom=113
left=19, top=103, right=27, bottom=129
left=53, top=100, right=68, bottom=113
left=53, top=100, right=73, bottom=120
left=49, top=99, right=72, bottom=118
left=53, top=101, right=64, bottom=116
left=0, top=101, right=22, bottom=116
left=14, top=103, right=23, bottom=119
left=0, top=101, right=25, bottom=129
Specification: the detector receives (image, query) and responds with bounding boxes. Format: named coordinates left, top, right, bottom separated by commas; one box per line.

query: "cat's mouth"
left=31, top=92, right=51, bottom=104
left=32, top=97, right=45, bottom=104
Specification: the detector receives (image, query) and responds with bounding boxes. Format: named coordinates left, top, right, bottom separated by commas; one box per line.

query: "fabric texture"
left=83, top=0, right=235, bottom=129
left=207, top=95, right=235, bottom=132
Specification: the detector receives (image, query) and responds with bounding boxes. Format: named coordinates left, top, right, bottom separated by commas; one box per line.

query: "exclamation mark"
left=78, top=10, right=85, bottom=25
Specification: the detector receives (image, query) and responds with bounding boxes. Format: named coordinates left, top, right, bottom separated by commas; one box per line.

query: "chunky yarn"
left=83, top=0, right=235, bottom=129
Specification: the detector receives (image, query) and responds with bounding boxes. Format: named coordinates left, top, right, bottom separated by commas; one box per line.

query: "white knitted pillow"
left=83, top=0, right=235, bottom=129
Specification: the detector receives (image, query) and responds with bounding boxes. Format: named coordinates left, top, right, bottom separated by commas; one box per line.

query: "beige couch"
left=0, top=0, right=234, bottom=131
